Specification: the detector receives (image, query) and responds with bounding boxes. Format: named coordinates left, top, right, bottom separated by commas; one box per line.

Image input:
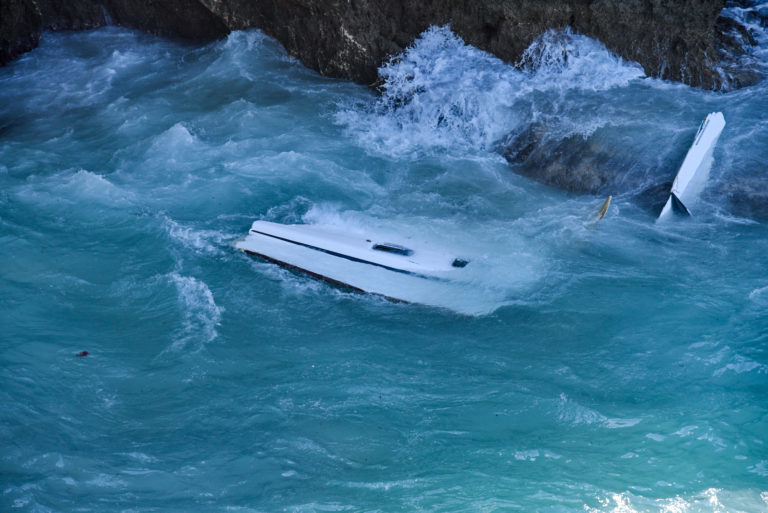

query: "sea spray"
left=336, top=26, right=644, bottom=158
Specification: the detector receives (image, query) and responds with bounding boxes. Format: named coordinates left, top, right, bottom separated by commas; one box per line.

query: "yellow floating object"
left=598, top=195, right=612, bottom=220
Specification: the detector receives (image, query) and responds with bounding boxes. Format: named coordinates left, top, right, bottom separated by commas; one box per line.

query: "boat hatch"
left=372, top=243, right=413, bottom=256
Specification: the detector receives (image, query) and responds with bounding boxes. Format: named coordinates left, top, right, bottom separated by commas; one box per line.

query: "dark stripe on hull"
left=249, top=228, right=446, bottom=282
left=243, top=249, right=408, bottom=304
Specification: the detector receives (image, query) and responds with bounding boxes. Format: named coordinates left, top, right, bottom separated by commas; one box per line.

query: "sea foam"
left=167, top=272, right=222, bottom=351
left=337, top=25, right=643, bottom=158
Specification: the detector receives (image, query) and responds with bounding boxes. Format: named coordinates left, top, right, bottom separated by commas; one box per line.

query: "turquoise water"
left=1, top=18, right=768, bottom=513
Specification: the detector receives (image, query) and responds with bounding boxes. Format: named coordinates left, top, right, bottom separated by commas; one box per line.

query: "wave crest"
left=337, top=25, right=643, bottom=158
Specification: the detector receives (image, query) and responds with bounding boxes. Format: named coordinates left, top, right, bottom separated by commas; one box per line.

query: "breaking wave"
left=585, top=489, right=768, bottom=513
left=336, top=25, right=643, bottom=157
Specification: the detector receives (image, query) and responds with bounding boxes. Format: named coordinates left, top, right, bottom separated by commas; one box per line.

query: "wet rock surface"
left=502, top=124, right=621, bottom=195
left=502, top=123, right=768, bottom=220
left=500, top=124, right=676, bottom=215
left=500, top=122, right=677, bottom=196
left=716, top=2, right=767, bottom=88
left=1, top=0, right=228, bottom=66
left=1, top=0, right=42, bottom=65
left=0, top=0, right=757, bottom=91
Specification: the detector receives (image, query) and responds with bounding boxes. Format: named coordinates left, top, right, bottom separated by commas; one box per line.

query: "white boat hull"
left=235, top=220, right=475, bottom=310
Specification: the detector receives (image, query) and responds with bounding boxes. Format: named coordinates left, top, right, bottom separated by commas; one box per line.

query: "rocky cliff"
left=0, top=0, right=754, bottom=90
left=1, top=0, right=228, bottom=67
left=1, top=0, right=41, bottom=65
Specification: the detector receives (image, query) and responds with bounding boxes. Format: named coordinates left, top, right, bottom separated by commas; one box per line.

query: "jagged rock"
left=502, top=123, right=768, bottom=220
left=1, top=0, right=42, bottom=65
left=35, top=0, right=107, bottom=31
left=501, top=123, right=684, bottom=214
left=716, top=14, right=761, bottom=88
left=0, top=0, right=757, bottom=91
left=1, top=0, right=228, bottom=68
left=716, top=4, right=766, bottom=88
left=206, top=0, right=744, bottom=89
left=501, top=123, right=642, bottom=195
left=98, top=0, right=228, bottom=40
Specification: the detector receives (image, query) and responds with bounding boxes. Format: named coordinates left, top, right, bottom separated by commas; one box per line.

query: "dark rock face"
left=0, top=0, right=754, bottom=91
left=202, top=0, right=739, bottom=89
left=1, top=0, right=42, bottom=65
left=716, top=3, right=765, bottom=88
left=99, top=0, right=229, bottom=40
left=35, top=0, right=107, bottom=32
left=1, top=0, right=228, bottom=66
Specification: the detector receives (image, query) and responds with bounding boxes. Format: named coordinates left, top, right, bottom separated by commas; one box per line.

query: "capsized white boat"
left=235, top=220, right=474, bottom=307
left=658, top=112, right=726, bottom=220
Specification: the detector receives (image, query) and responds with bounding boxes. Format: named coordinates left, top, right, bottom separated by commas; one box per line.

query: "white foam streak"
left=167, top=273, right=222, bottom=351
left=301, top=204, right=374, bottom=235
left=220, top=30, right=271, bottom=53
left=163, top=217, right=229, bottom=256
left=586, top=488, right=768, bottom=513
left=713, top=353, right=768, bottom=376
left=748, top=285, right=768, bottom=303
left=557, top=393, right=641, bottom=429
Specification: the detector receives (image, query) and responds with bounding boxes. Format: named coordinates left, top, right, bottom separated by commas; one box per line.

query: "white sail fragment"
left=658, top=112, right=726, bottom=220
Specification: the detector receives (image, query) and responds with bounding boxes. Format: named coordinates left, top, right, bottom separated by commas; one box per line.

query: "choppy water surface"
left=1, top=16, right=767, bottom=513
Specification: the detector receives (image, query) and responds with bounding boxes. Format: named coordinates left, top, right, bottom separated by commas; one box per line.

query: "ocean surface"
left=1, top=7, right=767, bottom=513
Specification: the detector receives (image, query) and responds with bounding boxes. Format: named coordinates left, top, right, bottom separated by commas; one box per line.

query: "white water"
left=1, top=15, right=767, bottom=513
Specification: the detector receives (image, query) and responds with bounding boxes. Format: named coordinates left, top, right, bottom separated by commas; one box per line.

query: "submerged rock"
left=0, top=0, right=759, bottom=91
left=502, top=123, right=768, bottom=221
left=722, top=178, right=768, bottom=220
left=502, top=124, right=617, bottom=194
left=500, top=123, right=673, bottom=198
left=501, top=123, right=709, bottom=215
